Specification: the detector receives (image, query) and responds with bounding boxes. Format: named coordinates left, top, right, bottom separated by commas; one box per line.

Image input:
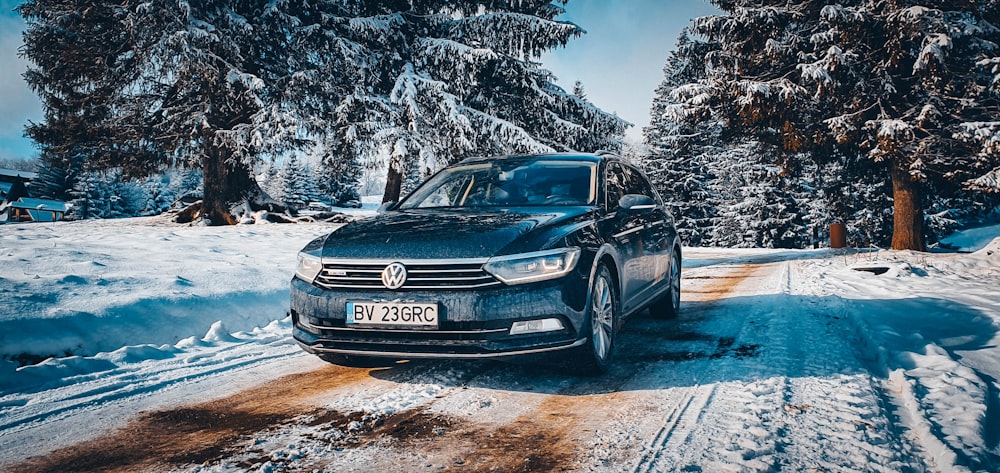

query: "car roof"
left=456, top=152, right=614, bottom=165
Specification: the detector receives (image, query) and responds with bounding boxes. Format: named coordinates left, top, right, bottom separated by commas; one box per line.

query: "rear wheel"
left=651, top=251, right=681, bottom=319
left=577, top=264, right=619, bottom=375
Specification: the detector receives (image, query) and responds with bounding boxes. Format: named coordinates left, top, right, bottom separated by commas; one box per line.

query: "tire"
left=577, top=264, right=619, bottom=375
left=651, top=251, right=681, bottom=319
left=317, top=353, right=395, bottom=368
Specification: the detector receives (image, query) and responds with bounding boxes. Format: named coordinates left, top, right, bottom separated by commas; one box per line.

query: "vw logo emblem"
left=381, top=262, right=408, bottom=290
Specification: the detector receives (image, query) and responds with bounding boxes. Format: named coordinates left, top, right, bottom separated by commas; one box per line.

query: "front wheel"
left=577, top=265, right=619, bottom=375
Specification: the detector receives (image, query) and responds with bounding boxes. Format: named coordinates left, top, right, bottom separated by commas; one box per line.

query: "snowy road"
left=6, top=250, right=993, bottom=472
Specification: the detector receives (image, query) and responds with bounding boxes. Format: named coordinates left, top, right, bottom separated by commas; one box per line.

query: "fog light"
left=509, top=318, right=564, bottom=335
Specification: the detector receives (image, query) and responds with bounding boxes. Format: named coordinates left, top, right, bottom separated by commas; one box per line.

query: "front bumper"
left=290, top=276, right=588, bottom=359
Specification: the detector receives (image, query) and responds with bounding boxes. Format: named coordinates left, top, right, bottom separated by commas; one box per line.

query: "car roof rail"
left=594, top=150, right=619, bottom=158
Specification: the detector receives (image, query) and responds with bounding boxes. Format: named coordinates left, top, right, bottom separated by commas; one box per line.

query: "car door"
left=621, top=164, right=676, bottom=305
left=603, top=162, right=649, bottom=314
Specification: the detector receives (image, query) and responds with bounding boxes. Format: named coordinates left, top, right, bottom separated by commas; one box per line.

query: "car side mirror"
left=376, top=201, right=397, bottom=215
left=618, top=194, right=656, bottom=214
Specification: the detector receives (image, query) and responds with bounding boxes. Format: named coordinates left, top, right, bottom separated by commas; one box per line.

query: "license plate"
left=346, top=302, right=439, bottom=328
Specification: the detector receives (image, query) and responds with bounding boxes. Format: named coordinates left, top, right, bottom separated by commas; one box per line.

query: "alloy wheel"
left=591, top=271, right=615, bottom=361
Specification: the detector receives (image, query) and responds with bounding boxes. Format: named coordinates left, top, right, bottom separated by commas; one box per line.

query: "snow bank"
left=973, top=236, right=1000, bottom=257
left=803, top=247, right=1000, bottom=470
left=940, top=223, right=1000, bottom=252
left=0, top=217, right=340, bottom=361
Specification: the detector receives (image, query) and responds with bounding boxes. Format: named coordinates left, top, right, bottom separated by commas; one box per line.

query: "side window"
left=606, top=163, right=627, bottom=210
left=623, top=165, right=655, bottom=199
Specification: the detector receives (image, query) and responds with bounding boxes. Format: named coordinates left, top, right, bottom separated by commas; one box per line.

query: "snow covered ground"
left=1, top=217, right=998, bottom=472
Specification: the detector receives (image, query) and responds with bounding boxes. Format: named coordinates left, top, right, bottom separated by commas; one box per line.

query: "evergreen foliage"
left=706, top=142, right=809, bottom=248
left=278, top=155, right=312, bottom=211
left=20, top=0, right=628, bottom=222
left=64, top=168, right=203, bottom=220
left=643, top=30, right=723, bottom=247
left=258, top=163, right=283, bottom=204
left=31, top=152, right=82, bottom=201
left=313, top=149, right=361, bottom=207
left=646, top=1, right=1000, bottom=250
left=331, top=1, right=630, bottom=202
left=19, top=0, right=158, bottom=180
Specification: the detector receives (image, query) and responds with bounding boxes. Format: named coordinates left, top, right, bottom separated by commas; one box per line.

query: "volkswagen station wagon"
left=291, top=153, right=681, bottom=374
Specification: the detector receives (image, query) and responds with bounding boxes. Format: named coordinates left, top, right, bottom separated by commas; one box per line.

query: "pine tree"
left=30, top=151, right=81, bottom=201
left=300, top=165, right=322, bottom=206
left=22, top=0, right=629, bottom=220
left=141, top=174, right=176, bottom=216
left=279, top=155, right=311, bottom=211
left=326, top=2, right=630, bottom=203
left=675, top=0, right=1000, bottom=250
left=258, top=163, right=284, bottom=204
left=67, top=169, right=110, bottom=220
left=643, top=30, right=722, bottom=246
left=21, top=0, right=358, bottom=224
left=704, top=141, right=810, bottom=248
left=19, top=0, right=159, bottom=204
left=307, top=137, right=361, bottom=206
left=176, top=168, right=203, bottom=200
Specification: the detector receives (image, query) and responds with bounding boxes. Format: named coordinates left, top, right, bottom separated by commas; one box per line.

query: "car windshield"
left=397, top=159, right=598, bottom=210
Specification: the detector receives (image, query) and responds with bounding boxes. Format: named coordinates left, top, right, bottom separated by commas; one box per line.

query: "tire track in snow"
left=297, top=262, right=776, bottom=472
left=163, top=262, right=772, bottom=473
left=622, top=261, right=781, bottom=472
left=630, top=384, right=718, bottom=473
left=551, top=261, right=770, bottom=472
left=696, top=260, right=920, bottom=472
left=617, top=258, right=925, bottom=472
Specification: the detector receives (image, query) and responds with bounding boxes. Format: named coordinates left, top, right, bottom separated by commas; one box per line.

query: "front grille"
left=313, top=260, right=502, bottom=290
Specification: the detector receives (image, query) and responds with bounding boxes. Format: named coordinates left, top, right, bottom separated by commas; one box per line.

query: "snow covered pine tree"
left=21, top=0, right=361, bottom=224
left=19, top=0, right=157, bottom=203
left=645, top=27, right=827, bottom=248
left=665, top=0, right=1000, bottom=251
left=643, top=29, right=722, bottom=247
left=321, top=1, right=629, bottom=203
left=22, top=1, right=628, bottom=222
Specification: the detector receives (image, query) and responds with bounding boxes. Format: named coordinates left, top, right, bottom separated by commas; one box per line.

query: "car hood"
left=318, top=207, right=594, bottom=260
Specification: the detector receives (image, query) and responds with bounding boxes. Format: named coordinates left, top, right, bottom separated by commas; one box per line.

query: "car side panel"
left=630, top=205, right=674, bottom=308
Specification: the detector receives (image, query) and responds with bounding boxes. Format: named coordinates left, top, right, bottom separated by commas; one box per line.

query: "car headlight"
left=295, top=252, right=323, bottom=283
left=484, top=247, right=581, bottom=285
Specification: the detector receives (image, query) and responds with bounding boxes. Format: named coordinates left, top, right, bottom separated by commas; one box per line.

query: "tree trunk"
left=382, top=156, right=403, bottom=203
left=174, top=146, right=252, bottom=226
left=890, top=160, right=926, bottom=251
left=202, top=146, right=248, bottom=225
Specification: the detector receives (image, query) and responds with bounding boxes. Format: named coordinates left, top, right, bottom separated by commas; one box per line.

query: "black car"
left=291, top=153, right=681, bottom=373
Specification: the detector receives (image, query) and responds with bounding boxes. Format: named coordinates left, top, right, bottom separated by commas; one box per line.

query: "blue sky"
left=0, top=0, right=40, bottom=161
left=0, top=0, right=718, bottom=161
left=544, top=0, right=719, bottom=141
